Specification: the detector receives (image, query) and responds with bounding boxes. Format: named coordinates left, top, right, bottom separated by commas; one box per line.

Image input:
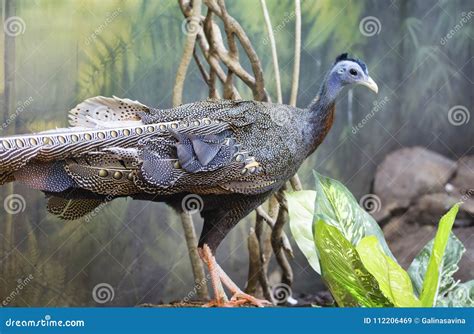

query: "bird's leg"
left=216, top=264, right=272, bottom=307
left=198, top=245, right=228, bottom=307
left=196, top=194, right=273, bottom=307
left=199, top=244, right=271, bottom=307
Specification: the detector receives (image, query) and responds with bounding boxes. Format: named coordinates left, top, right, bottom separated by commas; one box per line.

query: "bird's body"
left=0, top=54, right=378, bottom=306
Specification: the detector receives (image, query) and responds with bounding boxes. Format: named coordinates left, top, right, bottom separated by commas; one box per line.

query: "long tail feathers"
left=0, top=96, right=151, bottom=186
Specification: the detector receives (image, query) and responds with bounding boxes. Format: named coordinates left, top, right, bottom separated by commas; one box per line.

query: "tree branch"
left=256, top=206, right=293, bottom=257
left=289, top=0, right=301, bottom=107
left=255, top=214, right=274, bottom=303
left=193, top=47, right=210, bottom=83
left=173, top=0, right=202, bottom=106
left=206, top=0, right=268, bottom=101
left=179, top=212, right=209, bottom=300
left=288, top=0, right=303, bottom=215
left=290, top=175, right=302, bottom=191
left=271, top=187, right=293, bottom=305
left=260, top=0, right=282, bottom=103
left=200, top=10, right=241, bottom=98
left=245, top=226, right=261, bottom=295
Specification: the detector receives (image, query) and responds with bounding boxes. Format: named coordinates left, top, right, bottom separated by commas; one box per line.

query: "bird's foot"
left=202, top=292, right=270, bottom=307
left=198, top=246, right=228, bottom=307
left=202, top=299, right=226, bottom=308
left=228, top=291, right=272, bottom=307
left=198, top=244, right=272, bottom=307
left=214, top=261, right=271, bottom=307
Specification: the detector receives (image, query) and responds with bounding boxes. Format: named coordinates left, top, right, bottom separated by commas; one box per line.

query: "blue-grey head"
left=323, top=53, right=378, bottom=100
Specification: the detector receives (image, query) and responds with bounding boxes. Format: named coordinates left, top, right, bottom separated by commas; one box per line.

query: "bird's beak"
left=359, top=76, right=378, bottom=94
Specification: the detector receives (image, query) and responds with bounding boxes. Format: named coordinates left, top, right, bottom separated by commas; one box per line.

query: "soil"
left=138, top=291, right=335, bottom=308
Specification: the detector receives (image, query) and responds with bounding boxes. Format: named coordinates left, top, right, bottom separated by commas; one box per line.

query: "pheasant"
left=0, top=53, right=377, bottom=306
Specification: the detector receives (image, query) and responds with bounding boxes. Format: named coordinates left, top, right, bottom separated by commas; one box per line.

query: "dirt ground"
left=138, top=291, right=335, bottom=308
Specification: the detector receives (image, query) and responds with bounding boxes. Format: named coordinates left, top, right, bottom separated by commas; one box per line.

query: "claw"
left=198, top=244, right=272, bottom=308
left=204, top=293, right=271, bottom=307
left=229, top=292, right=272, bottom=307
left=202, top=300, right=223, bottom=307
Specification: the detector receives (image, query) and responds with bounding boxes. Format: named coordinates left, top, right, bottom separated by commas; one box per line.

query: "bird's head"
left=328, top=53, right=378, bottom=94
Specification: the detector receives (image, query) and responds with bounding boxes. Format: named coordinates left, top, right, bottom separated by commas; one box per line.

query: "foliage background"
left=0, top=0, right=472, bottom=306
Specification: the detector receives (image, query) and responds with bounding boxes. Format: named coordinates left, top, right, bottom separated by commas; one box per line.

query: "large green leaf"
left=357, top=236, right=421, bottom=307
left=419, top=204, right=460, bottom=306
left=314, top=220, right=392, bottom=307
left=313, top=171, right=395, bottom=260
left=287, top=190, right=321, bottom=273
left=408, top=232, right=465, bottom=298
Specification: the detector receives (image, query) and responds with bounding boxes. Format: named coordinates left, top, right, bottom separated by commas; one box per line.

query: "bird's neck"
left=303, top=74, right=341, bottom=155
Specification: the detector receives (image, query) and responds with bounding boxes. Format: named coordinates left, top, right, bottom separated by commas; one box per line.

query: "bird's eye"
left=349, top=69, right=358, bottom=76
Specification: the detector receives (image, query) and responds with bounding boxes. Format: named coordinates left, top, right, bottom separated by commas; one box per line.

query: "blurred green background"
left=0, top=0, right=472, bottom=306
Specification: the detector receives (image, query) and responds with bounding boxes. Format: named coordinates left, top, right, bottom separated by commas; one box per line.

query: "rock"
left=371, top=202, right=405, bottom=224
left=451, top=156, right=474, bottom=192
left=373, top=147, right=457, bottom=217
left=383, top=216, right=474, bottom=282
left=405, top=193, right=474, bottom=226
left=376, top=149, right=473, bottom=284
left=454, top=227, right=474, bottom=282
left=383, top=215, right=436, bottom=269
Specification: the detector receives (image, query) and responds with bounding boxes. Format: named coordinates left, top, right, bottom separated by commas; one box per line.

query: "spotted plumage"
left=0, top=54, right=380, bottom=307
left=0, top=54, right=378, bottom=253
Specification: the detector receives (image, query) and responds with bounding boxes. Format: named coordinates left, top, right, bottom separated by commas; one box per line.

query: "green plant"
left=288, top=171, right=473, bottom=307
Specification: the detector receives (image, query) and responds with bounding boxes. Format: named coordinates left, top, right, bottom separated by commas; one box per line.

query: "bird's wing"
left=58, top=99, right=272, bottom=196
left=137, top=100, right=277, bottom=195
left=137, top=128, right=242, bottom=190
left=63, top=148, right=142, bottom=196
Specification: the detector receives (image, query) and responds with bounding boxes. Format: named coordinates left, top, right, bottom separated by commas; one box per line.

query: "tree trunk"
left=179, top=212, right=209, bottom=299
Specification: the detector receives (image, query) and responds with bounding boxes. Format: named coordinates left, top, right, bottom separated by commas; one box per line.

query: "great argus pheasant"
left=0, top=54, right=378, bottom=306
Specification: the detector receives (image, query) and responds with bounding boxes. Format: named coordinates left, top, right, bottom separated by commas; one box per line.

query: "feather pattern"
left=0, top=57, right=353, bottom=220
left=0, top=97, right=287, bottom=210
